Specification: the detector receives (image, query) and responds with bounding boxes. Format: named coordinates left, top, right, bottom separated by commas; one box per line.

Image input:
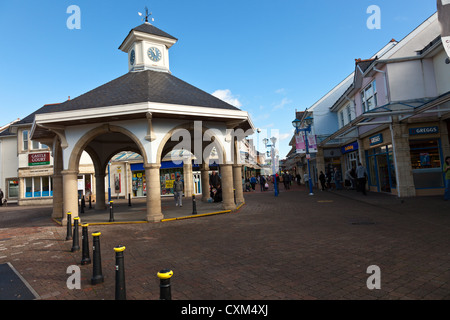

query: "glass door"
left=377, top=154, right=391, bottom=193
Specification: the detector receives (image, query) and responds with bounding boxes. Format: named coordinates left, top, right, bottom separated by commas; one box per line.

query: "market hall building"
left=1, top=21, right=254, bottom=224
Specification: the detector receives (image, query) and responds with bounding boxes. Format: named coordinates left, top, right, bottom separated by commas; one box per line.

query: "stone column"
left=144, top=163, right=164, bottom=222
left=220, top=164, right=236, bottom=210
left=315, top=147, right=325, bottom=184
left=95, top=173, right=106, bottom=210
left=390, top=122, right=415, bottom=197
left=233, top=164, right=245, bottom=205
left=62, top=170, right=79, bottom=225
left=52, top=143, right=64, bottom=219
left=200, top=163, right=210, bottom=201
left=183, top=157, right=193, bottom=198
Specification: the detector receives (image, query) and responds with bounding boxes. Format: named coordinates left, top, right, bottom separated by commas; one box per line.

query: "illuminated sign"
left=341, top=141, right=359, bottom=154
left=409, top=126, right=439, bottom=135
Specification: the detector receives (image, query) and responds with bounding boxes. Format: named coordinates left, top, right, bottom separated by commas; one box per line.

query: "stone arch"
left=156, top=123, right=228, bottom=165
left=68, top=124, right=148, bottom=172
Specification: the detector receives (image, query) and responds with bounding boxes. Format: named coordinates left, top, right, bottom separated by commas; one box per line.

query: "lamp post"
left=263, top=137, right=279, bottom=197
left=107, top=162, right=111, bottom=203
left=292, top=117, right=314, bottom=196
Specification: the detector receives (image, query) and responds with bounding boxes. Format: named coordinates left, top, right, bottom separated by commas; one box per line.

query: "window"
left=24, top=176, right=53, bottom=198
left=22, top=130, right=29, bottom=151
left=410, top=139, right=443, bottom=189
left=361, top=80, right=378, bottom=112
left=339, top=110, right=345, bottom=128
left=346, top=105, right=353, bottom=123
left=32, top=140, right=48, bottom=150
left=7, top=179, right=19, bottom=198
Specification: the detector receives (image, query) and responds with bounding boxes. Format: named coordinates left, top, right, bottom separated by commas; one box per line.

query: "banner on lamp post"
left=295, top=132, right=306, bottom=154
left=437, top=0, right=450, bottom=58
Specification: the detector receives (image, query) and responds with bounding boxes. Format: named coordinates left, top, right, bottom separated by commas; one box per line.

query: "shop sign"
left=369, top=134, right=383, bottom=146
left=409, top=126, right=439, bottom=135
left=341, top=141, right=359, bottom=154
left=28, top=152, right=50, bottom=166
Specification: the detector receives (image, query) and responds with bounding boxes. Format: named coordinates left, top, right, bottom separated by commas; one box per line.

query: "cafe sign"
left=28, top=152, right=50, bottom=166
left=409, top=126, right=439, bottom=135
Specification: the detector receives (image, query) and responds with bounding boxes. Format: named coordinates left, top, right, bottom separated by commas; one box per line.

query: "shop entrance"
left=367, top=145, right=396, bottom=193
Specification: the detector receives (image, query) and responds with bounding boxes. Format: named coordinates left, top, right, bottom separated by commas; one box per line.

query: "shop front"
left=364, top=131, right=397, bottom=194
left=408, top=123, right=445, bottom=195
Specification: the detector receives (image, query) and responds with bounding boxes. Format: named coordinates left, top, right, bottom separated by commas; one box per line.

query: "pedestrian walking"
left=283, top=172, right=290, bottom=190
left=303, top=172, right=309, bottom=189
left=250, top=175, right=256, bottom=191
left=259, top=175, right=266, bottom=192
left=443, top=156, right=450, bottom=200
left=319, top=171, right=326, bottom=191
left=173, top=176, right=184, bottom=207
left=296, top=173, right=301, bottom=185
left=0, top=188, right=3, bottom=206
left=356, top=162, right=368, bottom=195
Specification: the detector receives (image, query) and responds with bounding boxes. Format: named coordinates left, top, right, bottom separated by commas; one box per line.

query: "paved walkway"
left=0, top=184, right=449, bottom=302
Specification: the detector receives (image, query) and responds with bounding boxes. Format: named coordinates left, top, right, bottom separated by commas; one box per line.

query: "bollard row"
left=64, top=215, right=173, bottom=300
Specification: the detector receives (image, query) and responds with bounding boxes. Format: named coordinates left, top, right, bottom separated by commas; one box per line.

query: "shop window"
left=410, top=139, right=443, bottom=189
left=7, top=179, right=19, bottom=198
left=24, top=176, right=53, bottom=198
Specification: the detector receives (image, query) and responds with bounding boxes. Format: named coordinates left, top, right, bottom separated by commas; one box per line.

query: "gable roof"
left=132, top=23, right=177, bottom=40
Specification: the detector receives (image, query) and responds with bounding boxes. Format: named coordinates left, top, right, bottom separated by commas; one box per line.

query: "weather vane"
left=138, top=6, right=154, bottom=23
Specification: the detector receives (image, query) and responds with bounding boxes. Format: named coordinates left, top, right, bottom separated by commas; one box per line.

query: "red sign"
left=28, top=153, right=50, bottom=166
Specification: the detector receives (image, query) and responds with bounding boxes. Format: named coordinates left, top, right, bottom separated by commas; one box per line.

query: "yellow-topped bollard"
left=65, top=211, right=72, bottom=240
left=81, top=223, right=91, bottom=265
left=157, top=269, right=173, bottom=300
left=91, top=231, right=104, bottom=285
left=71, top=217, right=80, bottom=252
left=114, top=245, right=126, bottom=300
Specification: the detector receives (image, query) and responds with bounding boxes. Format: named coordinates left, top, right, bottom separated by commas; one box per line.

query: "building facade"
left=287, top=12, right=450, bottom=197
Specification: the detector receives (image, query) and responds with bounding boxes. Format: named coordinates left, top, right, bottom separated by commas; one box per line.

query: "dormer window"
left=361, top=80, right=377, bottom=112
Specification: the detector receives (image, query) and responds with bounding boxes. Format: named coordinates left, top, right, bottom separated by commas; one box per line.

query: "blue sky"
left=0, top=0, right=438, bottom=158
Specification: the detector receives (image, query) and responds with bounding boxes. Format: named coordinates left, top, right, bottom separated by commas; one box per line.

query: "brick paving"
left=0, top=184, right=450, bottom=301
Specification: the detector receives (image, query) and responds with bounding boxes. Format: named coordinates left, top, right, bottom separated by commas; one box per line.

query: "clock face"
left=147, top=47, right=162, bottom=62
left=130, top=49, right=135, bottom=65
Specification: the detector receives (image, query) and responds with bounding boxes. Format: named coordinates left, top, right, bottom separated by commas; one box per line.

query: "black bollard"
left=157, top=269, right=173, bottom=300
left=109, top=201, right=114, bottom=222
left=65, top=212, right=72, bottom=241
left=91, top=232, right=104, bottom=285
left=89, top=195, right=92, bottom=209
left=114, top=245, right=126, bottom=300
left=81, top=223, right=91, bottom=265
left=234, top=188, right=236, bottom=205
left=81, top=196, right=86, bottom=208
left=192, top=194, right=197, bottom=215
left=128, top=193, right=131, bottom=207
left=71, top=217, right=80, bottom=252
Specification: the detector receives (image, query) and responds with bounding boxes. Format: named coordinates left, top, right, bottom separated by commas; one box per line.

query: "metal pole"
left=114, top=245, right=126, bottom=300
left=305, top=129, right=314, bottom=196
left=81, top=223, right=91, bottom=265
left=108, top=162, right=111, bottom=203
left=157, top=269, right=173, bottom=300
left=71, top=217, right=80, bottom=252
left=65, top=212, right=72, bottom=241
left=91, top=232, right=104, bottom=285
left=272, top=145, right=278, bottom=197
left=109, top=200, right=114, bottom=222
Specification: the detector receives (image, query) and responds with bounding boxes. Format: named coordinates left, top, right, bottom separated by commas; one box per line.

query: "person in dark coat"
left=319, top=171, right=326, bottom=191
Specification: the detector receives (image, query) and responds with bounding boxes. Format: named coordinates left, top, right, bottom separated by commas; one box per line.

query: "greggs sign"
left=28, top=152, right=50, bottom=166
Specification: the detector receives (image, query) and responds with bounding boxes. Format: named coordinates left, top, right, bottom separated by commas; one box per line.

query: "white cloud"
left=278, top=133, right=291, bottom=141
left=273, top=97, right=292, bottom=111
left=275, top=88, right=286, bottom=94
left=212, top=89, right=242, bottom=109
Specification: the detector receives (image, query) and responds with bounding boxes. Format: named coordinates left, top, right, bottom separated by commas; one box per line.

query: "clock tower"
left=119, top=22, right=178, bottom=73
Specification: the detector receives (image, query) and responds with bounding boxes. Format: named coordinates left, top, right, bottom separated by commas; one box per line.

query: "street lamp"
left=292, top=117, right=314, bottom=196
left=107, top=161, right=112, bottom=202
left=263, top=137, right=279, bottom=197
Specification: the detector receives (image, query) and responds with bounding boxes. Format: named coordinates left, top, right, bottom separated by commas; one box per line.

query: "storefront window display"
left=366, top=145, right=396, bottom=193
left=410, top=139, right=443, bottom=189
left=24, top=176, right=53, bottom=198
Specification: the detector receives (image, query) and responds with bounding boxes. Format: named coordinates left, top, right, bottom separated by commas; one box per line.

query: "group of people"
left=318, top=163, right=368, bottom=195
left=173, top=171, right=224, bottom=207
